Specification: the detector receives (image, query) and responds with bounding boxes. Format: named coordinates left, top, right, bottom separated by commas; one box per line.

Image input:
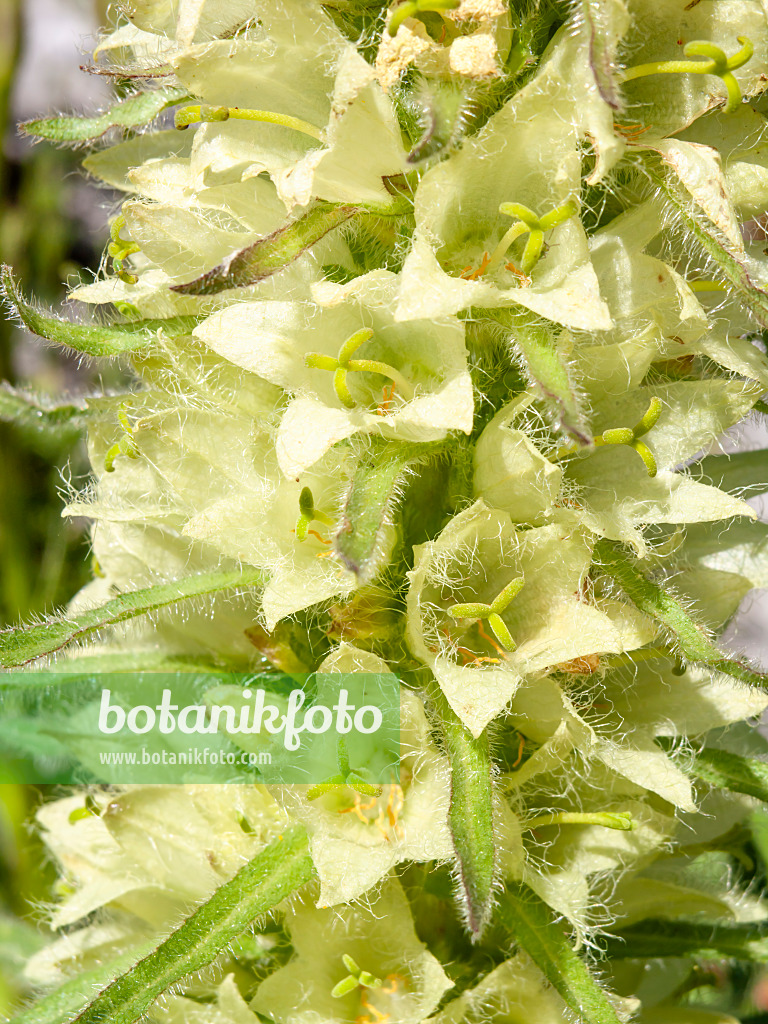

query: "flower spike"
left=622, top=37, right=754, bottom=113
left=486, top=198, right=579, bottom=277
left=448, top=575, right=525, bottom=652
left=305, top=328, right=414, bottom=410
left=175, top=104, right=324, bottom=141
left=388, top=0, right=460, bottom=37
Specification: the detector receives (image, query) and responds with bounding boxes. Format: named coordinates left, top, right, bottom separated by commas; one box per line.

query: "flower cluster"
left=6, top=0, right=768, bottom=1022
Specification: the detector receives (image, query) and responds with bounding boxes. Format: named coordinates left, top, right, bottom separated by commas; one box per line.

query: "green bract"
left=5, top=0, right=768, bottom=1022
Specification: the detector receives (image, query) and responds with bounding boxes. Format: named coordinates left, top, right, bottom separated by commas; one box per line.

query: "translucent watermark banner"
left=0, top=672, right=400, bottom=785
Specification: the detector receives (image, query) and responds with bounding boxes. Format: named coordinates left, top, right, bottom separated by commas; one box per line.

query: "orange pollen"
left=512, top=732, right=525, bottom=768
left=307, top=529, right=331, bottom=545
left=338, top=793, right=378, bottom=823
left=460, top=251, right=491, bottom=280
left=377, top=383, right=396, bottom=416
left=614, top=121, right=651, bottom=141
left=504, top=261, right=531, bottom=285
left=359, top=991, right=390, bottom=1023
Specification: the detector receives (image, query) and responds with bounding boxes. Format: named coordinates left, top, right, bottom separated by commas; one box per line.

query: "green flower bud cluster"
left=5, top=1, right=768, bottom=1022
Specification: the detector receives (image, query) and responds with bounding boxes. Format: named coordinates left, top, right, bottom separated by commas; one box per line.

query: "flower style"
left=618, top=0, right=768, bottom=139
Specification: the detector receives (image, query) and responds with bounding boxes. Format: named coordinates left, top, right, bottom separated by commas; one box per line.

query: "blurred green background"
left=0, top=0, right=116, bottom=631
left=0, top=1, right=114, bottom=1012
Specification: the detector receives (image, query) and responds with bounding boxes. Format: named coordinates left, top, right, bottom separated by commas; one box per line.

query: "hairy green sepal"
left=1, top=266, right=197, bottom=357
left=604, top=918, right=768, bottom=963
left=595, top=539, right=768, bottom=688
left=0, top=384, right=91, bottom=433
left=645, top=157, right=768, bottom=329
left=6, top=949, right=153, bottom=1024
left=171, top=204, right=366, bottom=296
left=660, top=742, right=768, bottom=803
left=20, top=87, right=189, bottom=144
left=424, top=676, right=496, bottom=939
left=335, top=440, right=441, bottom=580
left=484, top=310, right=588, bottom=442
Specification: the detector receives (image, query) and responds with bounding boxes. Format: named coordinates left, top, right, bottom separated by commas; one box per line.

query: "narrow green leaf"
left=0, top=384, right=90, bottom=433
left=7, top=948, right=152, bottom=1024
left=660, top=742, right=768, bottom=803
left=170, top=203, right=361, bottom=296
left=2, top=266, right=197, bottom=357
left=485, top=310, right=589, bottom=442
left=603, top=918, right=768, bottom=963
left=594, top=539, right=768, bottom=689
left=0, top=568, right=264, bottom=668
left=645, top=157, right=768, bottom=329
left=335, top=440, right=438, bottom=581
left=170, top=198, right=412, bottom=296
left=497, top=883, right=622, bottom=1024
left=423, top=676, right=496, bottom=938
left=68, top=828, right=314, bottom=1024
left=19, top=87, right=189, bottom=144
